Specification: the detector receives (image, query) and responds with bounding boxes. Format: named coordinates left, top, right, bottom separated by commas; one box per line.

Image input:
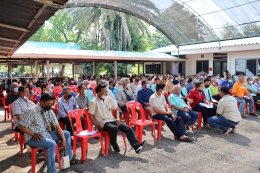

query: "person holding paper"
left=232, top=74, right=257, bottom=117
left=188, top=82, right=215, bottom=128
left=208, top=87, right=241, bottom=134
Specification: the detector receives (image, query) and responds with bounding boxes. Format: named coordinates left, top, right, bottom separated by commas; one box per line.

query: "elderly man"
left=168, top=85, right=198, bottom=130
left=208, top=87, right=241, bottom=134
left=149, top=82, right=193, bottom=142
left=6, top=82, right=19, bottom=105
left=118, top=78, right=134, bottom=115
left=89, top=83, right=145, bottom=154
left=12, top=86, right=35, bottom=133
left=18, top=93, right=78, bottom=173
left=58, top=87, right=81, bottom=135
left=233, top=74, right=256, bottom=117
left=75, top=84, right=88, bottom=109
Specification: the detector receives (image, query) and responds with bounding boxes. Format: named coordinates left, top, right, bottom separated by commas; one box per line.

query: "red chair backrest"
left=68, top=109, right=91, bottom=133
left=29, top=95, right=37, bottom=103
left=127, top=101, right=146, bottom=122
left=229, top=89, right=233, bottom=95
left=32, top=88, right=41, bottom=95
left=164, top=93, right=170, bottom=104
left=8, top=104, right=13, bottom=118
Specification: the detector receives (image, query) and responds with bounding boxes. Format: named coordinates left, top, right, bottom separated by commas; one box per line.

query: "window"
left=145, top=64, right=161, bottom=74
left=235, top=58, right=259, bottom=76
left=196, top=60, right=209, bottom=74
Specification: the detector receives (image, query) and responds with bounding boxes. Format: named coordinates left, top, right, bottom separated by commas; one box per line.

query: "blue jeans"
left=152, top=114, right=185, bottom=138
left=176, top=110, right=198, bottom=126
left=236, top=97, right=254, bottom=115
left=208, top=116, right=239, bottom=132
left=27, top=131, right=72, bottom=173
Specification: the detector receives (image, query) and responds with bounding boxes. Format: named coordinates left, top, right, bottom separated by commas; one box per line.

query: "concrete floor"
left=0, top=110, right=260, bottom=173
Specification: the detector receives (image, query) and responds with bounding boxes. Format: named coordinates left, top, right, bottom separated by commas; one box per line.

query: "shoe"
left=180, top=136, right=193, bottom=143
left=249, top=112, right=258, bottom=116
left=112, top=144, right=120, bottom=153
left=135, top=140, right=146, bottom=154
left=230, top=127, right=236, bottom=134
left=204, top=123, right=211, bottom=129
left=242, top=114, right=248, bottom=118
left=222, top=128, right=233, bottom=135
left=186, top=124, right=190, bottom=131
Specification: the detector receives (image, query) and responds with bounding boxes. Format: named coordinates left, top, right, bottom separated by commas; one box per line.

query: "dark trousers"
left=193, top=104, right=216, bottom=124
left=58, top=116, right=86, bottom=136
left=15, top=126, right=23, bottom=134
left=103, top=122, right=139, bottom=150
left=212, top=95, right=221, bottom=101
left=152, top=114, right=185, bottom=138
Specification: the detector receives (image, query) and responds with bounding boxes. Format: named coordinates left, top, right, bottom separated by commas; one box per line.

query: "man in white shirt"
left=149, top=82, right=193, bottom=142
left=208, top=86, right=242, bottom=134
left=89, top=83, right=145, bottom=154
left=131, top=78, right=141, bottom=100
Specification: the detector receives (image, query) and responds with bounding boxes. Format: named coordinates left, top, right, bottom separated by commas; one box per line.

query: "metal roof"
left=0, top=0, right=68, bottom=57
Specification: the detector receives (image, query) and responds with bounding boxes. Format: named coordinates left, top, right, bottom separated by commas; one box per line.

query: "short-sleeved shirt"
left=246, top=83, right=257, bottom=97
left=217, top=95, right=242, bottom=122
left=203, top=87, right=213, bottom=101
left=19, top=104, right=59, bottom=142
left=12, top=97, right=35, bottom=128
left=57, top=96, right=78, bottom=119
left=233, top=82, right=248, bottom=97
left=210, top=85, right=219, bottom=95
left=75, top=94, right=88, bottom=108
left=85, top=89, right=95, bottom=103
left=168, top=93, right=187, bottom=115
left=151, top=84, right=157, bottom=93
left=180, top=86, right=188, bottom=98
left=188, top=88, right=206, bottom=108
left=149, top=93, right=167, bottom=116
left=88, top=96, right=117, bottom=128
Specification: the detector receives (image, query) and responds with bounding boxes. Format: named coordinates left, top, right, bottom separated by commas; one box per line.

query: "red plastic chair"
left=29, top=94, right=37, bottom=103
left=68, top=109, right=104, bottom=162
left=8, top=104, right=19, bottom=141
left=127, top=101, right=156, bottom=143
left=32, top=88, right=41, bottom=95
left=196, top=112, right=203, bottom=129
left=2, top=95, right=10, bottom=121
left=31, top=145, right=61, bottom=173
left=103, top=109, right=127, bottom=156
left=52, top=87, right=62, bottom=99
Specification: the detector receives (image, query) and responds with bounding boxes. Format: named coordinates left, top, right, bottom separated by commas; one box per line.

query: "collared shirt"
left=233, top=82, right=248, bottom=97
left=48, top=83, right=54, bottom=89
left=117, top=88, right=133, bottom=107
left=180, top=86, right=187, bottom=98
left=107, top=89, right=117, bottom=103
left=85, top=89, right=95, bottom=103
left=149, top=93, right=167, bottom=116
left=168, top=93, right=187, bottom=115
left=137, top=88, right=153, bottom=106
left=108, top=87, right=119, bottom=100
left=210, top=85, right=219, bottom=95
left=131, top=83, right=141, bottom=96
left=203, top=87, right=213, bottom=101
left=254, top=81, right=260, bottom=91
left=57, top=96, right=78, bottom=119
left=59, top=91, right=76, bottom=98
left=88, top=96, right=117, bottom=128
left=186, top=83, right=193, bottom=93
left=217, top=95, right=242, bottom=122
left=75, top=94, right=88, bottom=109
left=12, top=97, right=35, bottom=127
left=246, top=83, right=257, bottom=96
left=19, top=104, right=59, bottom=142
left=188, top=88, right=206, bottom=108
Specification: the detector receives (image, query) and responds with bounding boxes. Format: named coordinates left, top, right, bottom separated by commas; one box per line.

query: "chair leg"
left=122, top=133, right=127, bottom=152
left=138, top=126, right=143, bottom=143
left=19, top=134, right=24, bottom=155
left=99, top=135, right=104, bottom=156
left=31, top=149, right=37, bottom=173
left=151, top=124, right=156, bottom=141
left=80, top=139, right=87, bottom=162
left=197, top=112, right=202, bottom=129
left=157, top=120, right=162, bottom=141
left=73, top=136, right=77, bottom=157
left=15, top=132, right=19, bottom=142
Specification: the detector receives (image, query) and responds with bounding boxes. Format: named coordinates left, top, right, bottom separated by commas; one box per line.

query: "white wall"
left=185, top=53, right=214, bottom=76
left=228, top=49, right=260, bottom=75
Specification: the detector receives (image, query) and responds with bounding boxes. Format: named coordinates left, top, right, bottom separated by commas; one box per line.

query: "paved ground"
left=0, top=110, right=260, bottom=173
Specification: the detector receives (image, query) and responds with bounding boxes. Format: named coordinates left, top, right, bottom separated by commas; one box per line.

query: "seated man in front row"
left=149, top=82, right=193, bottom=142
left=168, top=85, right=198, bottom=130
left=89, top=83, right=145, bottom=154
left=18, top=93, right=78, bottom=173
left=208, top=87, right=242, bottom=134
left=137, top=80, right=154, bottom=116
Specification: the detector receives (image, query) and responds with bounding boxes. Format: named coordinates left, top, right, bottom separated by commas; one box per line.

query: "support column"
left=46, top=60, right=50, bottom=81
left=8, top=62, right=12, bottom=80
left=142, top=62, right=145, bottom=75
left=42, top=62, right=44, bottom=77
left=72, top=63, right=75, bottom=79
left=35, top=61, right=38, bottom=81
left=114, top=60, right=117, bottom=79
left=93, top=62, right=96, bottom=76
left=138, top=63, right=140, bottom=76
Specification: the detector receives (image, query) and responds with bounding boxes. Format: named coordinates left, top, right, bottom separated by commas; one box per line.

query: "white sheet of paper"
left=77, top=130, right=97, bottom=136
left=199, top=103, right=213, bottom=108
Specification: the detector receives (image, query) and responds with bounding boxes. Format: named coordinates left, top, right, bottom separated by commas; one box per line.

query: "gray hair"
left=62, top=86, right=71, bottom=93
left=172, top=85, right=180, bottom=93
left=120, top=78, right=129, bottom=86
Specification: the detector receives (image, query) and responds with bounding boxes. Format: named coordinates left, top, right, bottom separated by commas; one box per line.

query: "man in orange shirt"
left=233, top=74, right=257, bottom=117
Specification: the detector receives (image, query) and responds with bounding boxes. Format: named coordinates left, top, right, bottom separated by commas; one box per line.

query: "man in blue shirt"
left=151, top=77, right=160, bottom=93
left=137, top=80, right=154, bottom=115
left=108, top=80, right=119, bottom=100
left=186, top=77, right=193, bottom=94
left=203, top=78, right=214, bottom=102
left=180, top=78, right=188, bottom=102
left=168, top=85, right=198, bottom=130
left=220, top=75, right=233, bottom=90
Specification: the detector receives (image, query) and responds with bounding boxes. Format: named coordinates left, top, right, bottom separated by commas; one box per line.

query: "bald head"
left=172, top=85, right=180, bottom=95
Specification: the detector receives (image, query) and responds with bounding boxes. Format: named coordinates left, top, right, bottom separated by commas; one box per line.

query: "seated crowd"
left=1, top=72, right=259, bottom=172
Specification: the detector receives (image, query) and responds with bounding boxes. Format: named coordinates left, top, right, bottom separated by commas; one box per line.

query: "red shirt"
left=188, top=88, right=206, bottom=108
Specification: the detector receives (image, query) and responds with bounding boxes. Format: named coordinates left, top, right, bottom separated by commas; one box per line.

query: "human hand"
left=32, top=133, right=42, bottom=141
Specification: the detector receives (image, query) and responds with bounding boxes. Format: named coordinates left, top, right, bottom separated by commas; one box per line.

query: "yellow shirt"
left=232, top=82, right=248, bottom=97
